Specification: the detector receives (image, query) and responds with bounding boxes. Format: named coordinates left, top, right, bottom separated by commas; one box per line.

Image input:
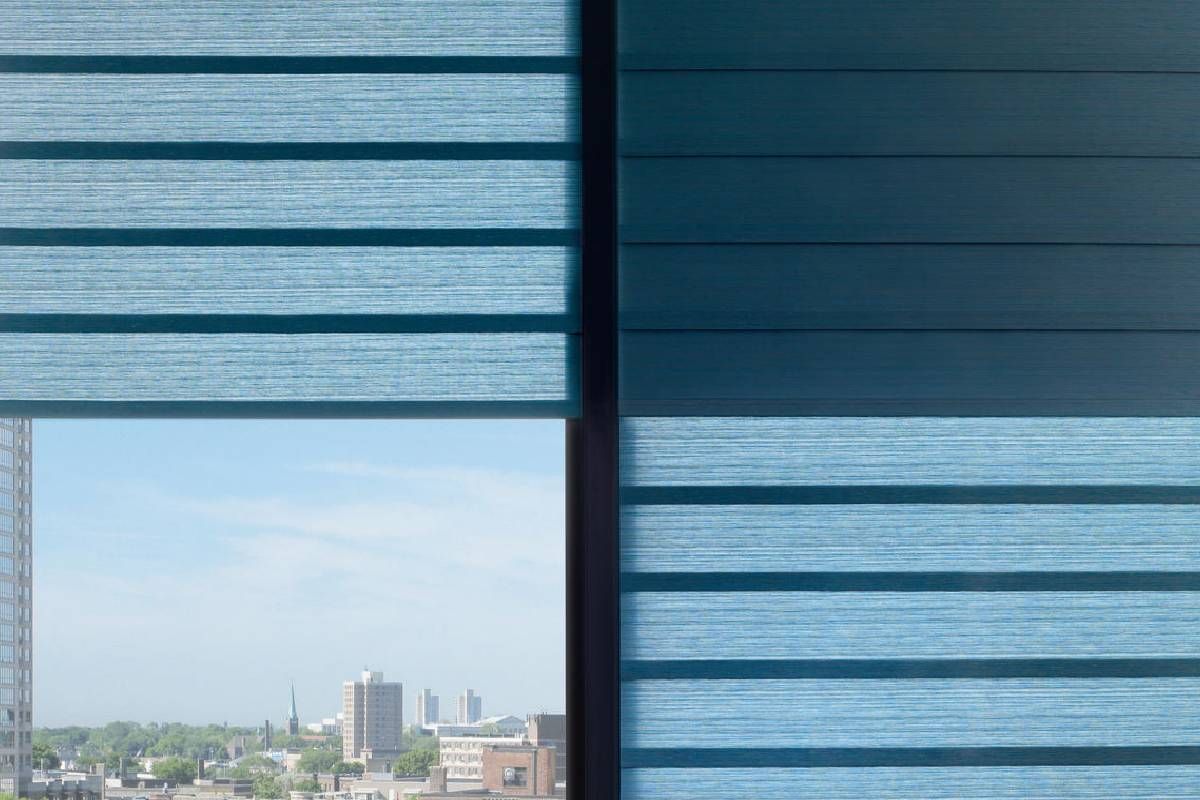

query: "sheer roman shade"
left=0, top=0, right=579, bottom=416
left=619, top=1, right=1200, bottom=797
left=621, top=419, right=1200, bottom=797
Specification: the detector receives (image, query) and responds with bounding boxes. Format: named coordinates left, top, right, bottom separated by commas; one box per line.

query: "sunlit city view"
left=8, top=420, right=566, bottom=800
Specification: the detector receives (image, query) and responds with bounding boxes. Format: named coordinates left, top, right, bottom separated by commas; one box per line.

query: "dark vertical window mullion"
left=568, top=0, right=620, bottom=796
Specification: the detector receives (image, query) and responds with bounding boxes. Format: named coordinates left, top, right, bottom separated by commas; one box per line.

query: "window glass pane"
left=35, top=420, right=567, bottom=791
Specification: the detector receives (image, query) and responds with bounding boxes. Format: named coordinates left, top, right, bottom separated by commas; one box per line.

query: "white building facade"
left=414, top=688, right=439, bottom=728
left=0, top=419, right=31, bottom=794
left=439, top=734, right=525, bottom=780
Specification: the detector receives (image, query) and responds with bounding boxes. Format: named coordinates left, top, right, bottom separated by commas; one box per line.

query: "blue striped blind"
left=618, top=1, right=1200, bottom=796
left=0, top=0, right=579, bottom=416
left=620, top=418, right=1200, bottom=796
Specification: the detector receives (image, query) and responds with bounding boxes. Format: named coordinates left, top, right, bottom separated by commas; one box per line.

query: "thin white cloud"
left=35, top=459, right=565, bottom=725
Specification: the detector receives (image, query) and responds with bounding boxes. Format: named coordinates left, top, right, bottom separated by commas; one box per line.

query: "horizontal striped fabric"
left=621, top=419, right=1200, bottom=796
left=0, top=1, right=579, bottom=416
left=619, top=1, right=1200, bottom=797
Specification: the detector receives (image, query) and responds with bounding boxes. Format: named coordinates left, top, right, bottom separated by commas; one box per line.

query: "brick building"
left=526, top=714, right=566, bottom=783
left=481, top=745, right=556, bottom=797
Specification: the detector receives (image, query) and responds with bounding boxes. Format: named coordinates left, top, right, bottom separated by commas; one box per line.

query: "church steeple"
left=287, top=681, right=299, bottom=736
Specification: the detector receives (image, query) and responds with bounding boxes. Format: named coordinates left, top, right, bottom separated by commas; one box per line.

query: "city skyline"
left=31, top=677, right=555, bottom=733
left=33, top=420, right=565, bottom=728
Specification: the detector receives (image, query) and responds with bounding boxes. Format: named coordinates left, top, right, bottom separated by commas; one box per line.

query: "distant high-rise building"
left=342, top=670, right=403, bottom=761
left=415, top=688, right=439, bottom=727
left=287, top=682, right=300, bottom=736
left=457, top=689, right=482, bottom=724
left=0, top=419, right=31, bottom=795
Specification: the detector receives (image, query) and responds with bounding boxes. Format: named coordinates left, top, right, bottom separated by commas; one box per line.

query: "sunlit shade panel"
left=0, top=0, right=579, bottom=416
left=620, top=418, right=1200, bottom=797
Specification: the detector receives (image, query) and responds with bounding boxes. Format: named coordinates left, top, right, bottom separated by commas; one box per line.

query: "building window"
left=503, top=766, right=528, bottom=787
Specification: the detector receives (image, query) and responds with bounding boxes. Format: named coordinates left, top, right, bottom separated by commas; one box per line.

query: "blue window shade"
left=621, top=418, right=1200, bottom=486
left=0, top=75, right=576, bottom=141
left=0, top=1, right=579, bottom=416
left=625, top=767, right=1200, bottom=800
left=621, top=418, right=1200, bottom=796
left=0, top=248, right=575, bottom=315
left=0, top=333, right=571, bottom=403
left=0, top=2, right=574, bottom=56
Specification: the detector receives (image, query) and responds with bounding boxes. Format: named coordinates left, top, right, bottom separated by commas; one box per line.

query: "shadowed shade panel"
left=618, top=0, right=1200, bottom=793
left=622, top=72, right=1200, bottom=157
left=620, top=245, right=1200, bottom=331
left=620, top=332, right=1200, bottom=416
left=619, top=0, right=1200, bottom=70
left=621, top=158, right=1200, bottom=244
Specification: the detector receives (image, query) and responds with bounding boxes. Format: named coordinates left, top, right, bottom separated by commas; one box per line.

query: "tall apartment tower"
left=415, top=688, right=439, bottom=727
left=0, top=419, right=31, bottom=795
left=457, top=689, right=482, bottom=724
left=342, top=670, right=403, bottom=761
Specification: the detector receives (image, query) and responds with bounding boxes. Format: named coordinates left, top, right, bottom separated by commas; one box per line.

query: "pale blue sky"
left=32, top=420, right=565, bottom=728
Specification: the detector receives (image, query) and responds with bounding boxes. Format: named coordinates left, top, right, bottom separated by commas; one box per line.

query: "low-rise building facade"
left=439, top=735, right=524, bottom=781
left=481, top=746, right=556, bottom=797
left=525, top=714, right=565, bottom=784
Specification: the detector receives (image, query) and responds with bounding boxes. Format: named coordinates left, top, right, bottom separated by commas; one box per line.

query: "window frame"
left=568, top=0, right=620, bottom=798
left=0, top=0, right=622, bottom=795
